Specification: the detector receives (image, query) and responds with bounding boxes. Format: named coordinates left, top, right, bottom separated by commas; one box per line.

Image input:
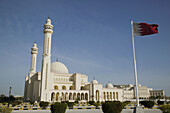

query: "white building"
left=24, top=18, right=123, bottom=102
left=134, top=85, right=151, bottom=99
left=113, top=84, right=134, bottom=101
left=150, top=90, right=165, bottom=98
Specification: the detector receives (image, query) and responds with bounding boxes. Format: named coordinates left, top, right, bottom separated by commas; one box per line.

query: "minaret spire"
left=30, top=42, right=38, bottom=72
left=40, top=18, right=53, bottom=101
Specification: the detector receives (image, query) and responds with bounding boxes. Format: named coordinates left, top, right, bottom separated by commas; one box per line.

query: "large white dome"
left=51, top=61, right=69, bottom=74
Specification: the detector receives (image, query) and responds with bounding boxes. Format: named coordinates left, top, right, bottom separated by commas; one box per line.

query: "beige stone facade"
left=150, top=90, right=165, bottom=97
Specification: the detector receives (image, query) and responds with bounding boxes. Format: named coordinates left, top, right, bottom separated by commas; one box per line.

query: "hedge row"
left=102, top=101, right=124, bottom=113
left=67, top=102, right=75, bottom=108
left=140, top=101, right=154, bottom=108
left=157, top=100, right=164, bottom=105
left=88, top=101, right=95, bottom=105
left=123, top=101, right=130, bottom=106
left=11, top=101, right=22, bottom=107
left=51, top=102, right=67, bottom=113
left=39, top=101, right=49, bottom=108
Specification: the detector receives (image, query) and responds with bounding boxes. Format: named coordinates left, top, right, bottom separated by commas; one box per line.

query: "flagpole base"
left=134, top=106, right=144, bottom=113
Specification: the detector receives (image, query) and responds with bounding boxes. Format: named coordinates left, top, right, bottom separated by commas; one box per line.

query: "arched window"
left=56, top=93, right=59, bottom=101
left=116, top=92, right=118, bottom=100
left=61, top=93, right=64, bottom=101
left=81, top=93, right=84, bottom=100
left=110, top=92, right=112, bottom=100
left=96, top=90, right=99, bottom=101
left=107, top=92, right=109, bottom=99
left=69, top=86, right=73, bottom=90
left=85, top=93, right=88, bottom=100
left=73, top=93, right=76, bottom=100
left=103, top=92, right=106, bottom=100
left=54, top=85, right=58, bottom=90
left=113, top=92, right=115, bottom=100
left=81, top=86, right=84, bottom=90
left=51, top=92, right=55, bottom=101
left=69, top=93, right=73, bottom=100
left=77, top=93, right=80, bottom=100
left=65, top=92, right=68, bottom=101
left=62, top=85, right=66, bottom=90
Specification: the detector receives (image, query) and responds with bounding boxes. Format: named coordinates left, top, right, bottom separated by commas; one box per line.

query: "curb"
left=11, top=107, right=102, bottom=110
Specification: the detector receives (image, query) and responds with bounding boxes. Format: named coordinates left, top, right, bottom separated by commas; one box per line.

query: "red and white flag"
left=133, top=23, right=158, bottom=36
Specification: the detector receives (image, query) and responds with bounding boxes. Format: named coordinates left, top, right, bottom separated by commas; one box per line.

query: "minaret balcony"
left=31, top=48, right=38, bottom=51
left=43, top=29, right=53, bottom=34
left=31, top=51, right=38, bottom=54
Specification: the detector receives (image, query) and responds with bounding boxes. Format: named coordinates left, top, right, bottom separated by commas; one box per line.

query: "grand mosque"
left=24, top=19, right=164, bottom=102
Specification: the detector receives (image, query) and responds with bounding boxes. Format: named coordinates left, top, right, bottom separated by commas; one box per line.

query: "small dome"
left=33, top=43, right=37, bottom=47
left=106, top=83, right=113, bottom=88
left=128, top=84, right=133, bottom=87
left=46, top=19, right=51, bottom=24
left=44, top=18, right=53, bottom=27
left=91, top=80, right=98, bottom=84
left=51, top=62, right=69, bottom=74
left=32, top=43, right=38, bottom=49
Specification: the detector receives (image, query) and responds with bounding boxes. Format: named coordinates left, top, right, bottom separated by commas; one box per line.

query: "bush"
left=2, top=102, right=8, bottom=105
left=149, top=96, right=156, bottom=100
left=140, top=101, right=154, bottom=108
left=0, top=107, right=13, bottom=113
left=12, top=101, right=23, bottom=107
left=102, top=101, right=124, bottom=113
left=75, top=100, right=78, bottom=104
left=67, top=102, right=75, bottom=108
left=39, top=101, right=49, bottom=109
left=105, top=101, right=112, bottom=103
left=12, top=102, right=17, bottom=107
left=94, top=103, right=100, bottom=108
left=113, top=101, right=124, bottom=112
left=30, top=101, right=34, bottom=105
left=159, top=105, right=170, bottom=113
left=51, top=102, right=67, bottom=113
left=61, top=101, right=68, bottom=104
left=89, top=101, right=95, bottom=105
left=75, top=98, right=80, bottom=104
left=17, top=101, right=22, bottom=105
left=157, top=100, right=164, bottom=105
left=123, top=101, right=131, bottom=106
left=156, top=96, right=163, bottom=99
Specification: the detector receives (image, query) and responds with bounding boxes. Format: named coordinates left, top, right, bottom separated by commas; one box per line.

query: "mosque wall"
left=24, top=76, right=28, bottom=101
left=73, top=73, right=82, bottom=90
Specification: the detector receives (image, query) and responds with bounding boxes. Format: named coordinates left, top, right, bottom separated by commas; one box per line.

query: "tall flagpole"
left=131, top=19, right=139, bottom=107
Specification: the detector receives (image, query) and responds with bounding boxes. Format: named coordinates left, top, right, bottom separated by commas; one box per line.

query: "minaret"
left=30, top=43, right=38, bottom=73
left=40, top=18, right=53, bottom=101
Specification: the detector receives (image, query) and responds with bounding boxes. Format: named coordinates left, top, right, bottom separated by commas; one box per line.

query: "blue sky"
left=0, top=0, right=170, bottom=96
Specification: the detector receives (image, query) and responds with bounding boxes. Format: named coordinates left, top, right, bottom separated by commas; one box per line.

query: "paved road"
left=121, top=109, right=162, bottom=113
left=12, top=109, right=103, bottom=113
left=12, top=109, right=162, bottom=113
